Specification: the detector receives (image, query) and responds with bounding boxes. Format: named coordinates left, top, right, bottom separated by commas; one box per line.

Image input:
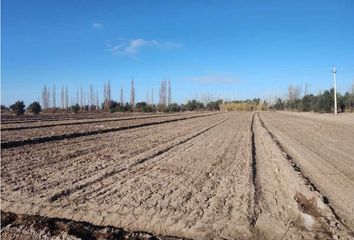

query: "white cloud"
left=190, top=74, right=239, bottom=84
left=92, top=22, right=103, bottom=29
left=106, top=38, right=181, bottom=56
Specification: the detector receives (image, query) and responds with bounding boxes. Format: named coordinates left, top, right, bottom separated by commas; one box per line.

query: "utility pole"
left=333, top=66, right=337, bottom=115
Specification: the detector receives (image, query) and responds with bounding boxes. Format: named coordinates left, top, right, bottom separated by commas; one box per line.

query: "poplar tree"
left=130, top=79, right=135, bottom=110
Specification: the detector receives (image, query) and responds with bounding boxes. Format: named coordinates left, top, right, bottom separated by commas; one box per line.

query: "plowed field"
left=1, top=112, right=353, bottom=239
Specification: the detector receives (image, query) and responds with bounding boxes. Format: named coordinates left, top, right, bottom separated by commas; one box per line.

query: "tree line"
left=3, top=81, right=354, bottom=116
left=271, top=84, right=354, bottom=113
left=2, top=79, right=222, bottom=116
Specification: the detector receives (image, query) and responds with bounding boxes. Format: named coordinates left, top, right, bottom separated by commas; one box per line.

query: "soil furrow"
left=47, top=116, right=231, bottom=203
left=260, top=112, right=354, bottom=231
left=1, top=113, right=201, bottom=131
left=254, top=113, right=352, bottom=239
left=1, top=113, right=215, bottom=149
left=1, top=211, right=189, bottom=240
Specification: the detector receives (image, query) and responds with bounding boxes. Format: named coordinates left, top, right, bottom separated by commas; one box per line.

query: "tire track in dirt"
left=255, top=113, right=353, bottom=239
left=47, top=116, right=231, bottom=203
left=1, top=113, right=216, bottom=149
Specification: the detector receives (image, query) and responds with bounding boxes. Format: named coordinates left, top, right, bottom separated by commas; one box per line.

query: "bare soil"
left=1, top=111, right=353, bottom=239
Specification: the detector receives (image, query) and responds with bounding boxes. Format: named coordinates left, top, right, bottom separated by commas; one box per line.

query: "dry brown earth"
left=260, top=111, right=354, bottom=231
left=1, top=111, right=353, bottom=239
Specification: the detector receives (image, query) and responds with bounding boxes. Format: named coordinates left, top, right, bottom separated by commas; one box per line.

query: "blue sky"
left=2, top=0, right=354, bottom=106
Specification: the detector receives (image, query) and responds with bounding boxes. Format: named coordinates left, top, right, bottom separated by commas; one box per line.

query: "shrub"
left=27, top=101, right=42, bottom=115
left=10, top=101, right=26, bottom=116
left=70, top=104, right=80, bottom=113
left=1, top=105, right=9, bottom=112
left=169, top=103, right=181, bottom=112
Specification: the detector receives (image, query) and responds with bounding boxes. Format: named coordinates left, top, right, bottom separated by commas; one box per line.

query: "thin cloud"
left=106, top=38, right=181, bottom=56
left=190, top=74, right=239, bottom=84
left=92, top=22, right=103, bottom=29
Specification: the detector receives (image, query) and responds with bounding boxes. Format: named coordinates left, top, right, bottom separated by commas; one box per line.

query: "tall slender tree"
left=167, top=80, right=171, bottom=106
left=83, top=90, right=86, bottom=109
left=42, top=85, right=49, bottom=109
left=90, top=84, right=94, bottom=107
left=96, top=89, right=99, bottom=109
left=61, top=86, right=65, bottom=109
left=159, top=80, right=167, bottom=106
left=103, top=81, right=111, bottom=111
left=52, top=85, right=56, bottom=108
left=130, top=79, right=135, bottom=109
left=76, top=89, right=79, bottom=105
left=80, top=85, right=83, bottom=110
left=47, top=86, right=51, bottom=108
left=107, top=80, right=111, bottom=105
left=65, top=86, right=69, bottom=110
left=103, top=82, right=107, bottom=110
left=120, top=87, right=124, bottom=105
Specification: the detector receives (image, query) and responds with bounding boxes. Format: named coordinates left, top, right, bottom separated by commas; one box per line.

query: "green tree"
left=206, top=99, right=223, bottom=111
left=168, top=103, right=181, bottom=112
left=186, top=100, right=204, bottom=111
left=10, top=101, right=26, bottom=116
left=27, top=101, right=42, bottom=115
left=70, top=104, right=80, bottom=113
left=274, top=98, right=285, bottom=110
left=301, top=94, right=316, bottom=112
left=317, top=90, right=332, bottom=113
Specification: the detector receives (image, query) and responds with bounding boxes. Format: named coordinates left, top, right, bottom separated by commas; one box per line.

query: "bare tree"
left=146, top=90, right=149, bottom=104
left=96, top=89, right=99, bottom=109
left=201, top=93, right=214, bottom=106
left=120, top=87, right=124, bottom=105
left=107, top=80, right=111, bottom=105
left=151, top=89, right=154, bottom=105
left=76, top=89, right=79, bottom=105
left=47, top=86, right=51, bottom=108
left=80, top=85, right=83, bottom=110
left=304, top=82, right=309, bottom=96
left=83, top=90, right=86, bottom=109
left=42, top=85, right=49, bottom=109
left=52, top=85, right=56, bottom=108
left=130, top=79, right=135, bottom=109
left=288, top=85, right=301, bottom=102
left=89, top=84, right=94, bottom=108
left=87, top=92, right=90, bottom=108
left=167, top=80, right=171, bottom=106
left=65, top=86, right=69, bottom=110
left=60, top=86, right=65, bottom=109
left=103, top=82, right=107, bottom=110
left=103, top=81, right=111, bottom=111
left=92, top=91, right=96, bottom=110
left=159, top=80, right=167, bottom=106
